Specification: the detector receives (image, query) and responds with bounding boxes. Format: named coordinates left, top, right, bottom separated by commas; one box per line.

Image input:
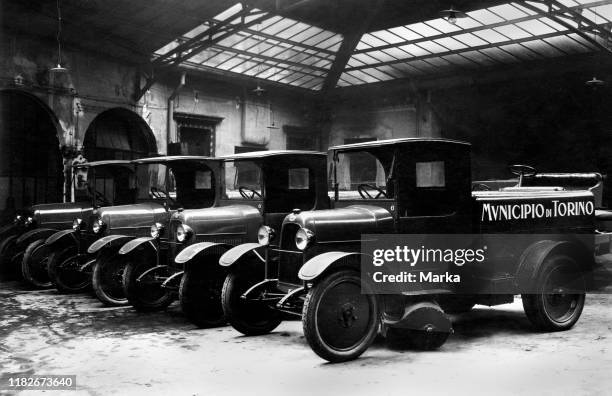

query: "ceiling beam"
left=520, top=0, right=612, bottom=54
left=320, top=0, right=385, bottom=93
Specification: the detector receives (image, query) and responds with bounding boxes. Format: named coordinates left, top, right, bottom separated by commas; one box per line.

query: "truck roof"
left=73, top=160, right=132, bottom=168
left=330, top=137, right=470, bottom=151
left=221, top=150, right=326, bottom=160
left=131, top=155, right=221, bottom=164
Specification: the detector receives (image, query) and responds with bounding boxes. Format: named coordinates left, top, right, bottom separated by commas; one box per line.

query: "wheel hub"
left=338, top=303, right=358, bottom=328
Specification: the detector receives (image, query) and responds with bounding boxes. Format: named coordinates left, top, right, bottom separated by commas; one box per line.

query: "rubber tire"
left=0, top=235, right=19, bottom=280
left=221, top=270, right=282, bottom=336
left=21, top=239, right=53, bottom=288
left=47, top=245, right=91, bottom=293
left=123, top=258, right=174, bottom=312
left=437, top=295, right=476, bottom=314
left=92, top=256, right=129, bottom=306
left=522, top=254, right=585, bottom=331
left=179, top=265, right=226, bottom=328
left=302, top=270, right=379, bottom=363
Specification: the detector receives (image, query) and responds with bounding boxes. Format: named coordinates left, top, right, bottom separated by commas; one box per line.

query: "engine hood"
left=32, top=202, right=93, bottom=228
left=284, top=205, right=394, bottom=242
left=173, top=205, right=262, bottom=238
left=95, top=203, right=168, bottom=233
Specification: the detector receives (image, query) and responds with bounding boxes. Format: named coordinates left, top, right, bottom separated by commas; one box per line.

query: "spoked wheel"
left=47, top=245, right=91, bottom=293
left=522, top=254, right=585, bottom=331
left=302, top=270, right=379, bottom=363
left=221, top=270, right=281, bottom=335
left=123, top=258, right=174, bottom=312
left=0, top=235, right=20, bottom=280
left=179, top=265, right=226, bottom=328
left=92, top=255, right=129, bottom=306
left=21, top=239, right=53, bottom=288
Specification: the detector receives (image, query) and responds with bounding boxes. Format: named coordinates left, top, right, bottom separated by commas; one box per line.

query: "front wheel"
left=21, top=239, right=52, bottom=288
left=92, top=255, right=129, bottom=306
left=179, top=265, right=226, bottom=328
left=123, top=258, right=174, bottom=312
left=47, top=245, right=91, bottom=293
left=302, top=270, right=379, bottom=363
left=221, top=270, right=281, bottom=335
left=522, top=254, right=586, bottom=331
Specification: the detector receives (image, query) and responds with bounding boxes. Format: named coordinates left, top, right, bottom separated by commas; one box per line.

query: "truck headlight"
left=13, top=215, right=22, bottom=225
left=150, top=222, right=164, bottom=238
left=295, top=228, right=314, bottom=251
left=24, top=216, right=34, bottom=227
left=92, top=219, right=105, bottom=234
left=72, top=218, right=83, bottom=231
left=257, top=225, right=275, bottom=246
left=176, top=224, right=193, bottom=242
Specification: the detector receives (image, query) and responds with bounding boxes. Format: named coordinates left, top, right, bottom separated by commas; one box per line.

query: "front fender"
left=45, top=229, right=77, bottom=247
left=218, top=243, right=262, bottom=267
left=88, top=235, right=132, bottom=254
left=119, top=237, right=157, bottom=255
left=0, top=224, right=16, bottom=239
left=299, top=251, right=362, bottom=281
left=15, top=228, right=58, bottom=249
left=176, top=242, right=234, bottom=265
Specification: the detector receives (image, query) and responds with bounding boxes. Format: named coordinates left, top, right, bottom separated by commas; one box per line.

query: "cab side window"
left=399, top=160, right=453, bottom=217
left=266, top=166, right=316, bottom=212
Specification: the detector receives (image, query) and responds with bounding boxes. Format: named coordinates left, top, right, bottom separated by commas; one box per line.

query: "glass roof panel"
left=515, top=18, right=558, bottom=35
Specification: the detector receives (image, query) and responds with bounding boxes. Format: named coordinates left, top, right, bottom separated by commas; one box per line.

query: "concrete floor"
left=0, top=281, right=610, bottom=396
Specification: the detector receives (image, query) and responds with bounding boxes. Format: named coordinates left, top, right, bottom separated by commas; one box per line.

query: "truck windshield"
left=74, top=165, right=135, bottom=206
left=223, top=160, right=262, bottom=200
left=334, top=151, right=392, bottom=200
left=135, top=163, right=176, bottom=203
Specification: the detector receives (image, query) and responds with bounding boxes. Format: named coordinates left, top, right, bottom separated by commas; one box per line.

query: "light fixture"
left=50, top=0, right=68, bottom=73
left=586, top=76, right=605, bottom=88
left=440, top=6, right=467, bottom=25
left=252, top=83, right=266, bottom=96
left=252, top=21, right=266, bottom=96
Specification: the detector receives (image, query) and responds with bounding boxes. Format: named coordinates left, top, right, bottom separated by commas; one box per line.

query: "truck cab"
left=120, top=151, right=328, bottom=324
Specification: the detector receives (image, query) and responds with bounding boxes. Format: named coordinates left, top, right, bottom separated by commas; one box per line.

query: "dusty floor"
left=0, top=281, right=610, bottom=396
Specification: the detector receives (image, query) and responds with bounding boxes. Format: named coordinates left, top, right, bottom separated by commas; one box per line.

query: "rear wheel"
left=0, top=235, right=20, bottom=280
left=522, top=254, right=585, bottom=331
left=221, top=270, right=281, bottom=335
left=47, top=245, right=91, bottom=293
left=179, top=264, right=226, bottom=328
left=302, top=270, right=379, bottom=363
left=92, top=255, right=129, bottom=306
left=21, top=239, right=52, bottom=288
left=123, top=257, right=174, bottom=311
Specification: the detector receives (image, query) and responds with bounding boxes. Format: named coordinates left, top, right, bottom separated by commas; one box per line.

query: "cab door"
left=395, top=144, right=472, bottom=233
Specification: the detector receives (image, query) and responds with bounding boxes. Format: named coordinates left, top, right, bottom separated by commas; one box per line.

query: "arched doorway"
left=83, top=108, right=157, bottom=161
left=0, top=90, right=63, bottom=214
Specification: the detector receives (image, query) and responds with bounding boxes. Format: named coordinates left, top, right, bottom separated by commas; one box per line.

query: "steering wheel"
left=94, top=190, right=110, bottom=206
left=472, top=183, right=491, bottom=191
left=150, top=187, right=165, bottom=199
left=239, top=186, right=262, bottom=199
left=357, top=183, right=388, bottom=199
left=508, top=164, right=537, bottom=187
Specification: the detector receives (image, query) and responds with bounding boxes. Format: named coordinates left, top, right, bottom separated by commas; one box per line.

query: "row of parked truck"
left=1, top=137, right=610, bottom=362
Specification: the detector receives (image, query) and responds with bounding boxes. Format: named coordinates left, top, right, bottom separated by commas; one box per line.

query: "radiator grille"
left=277, top=223, right=303, bottom=285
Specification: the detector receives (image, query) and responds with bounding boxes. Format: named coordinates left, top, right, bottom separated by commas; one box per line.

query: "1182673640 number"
left=3, top=375, right=76, bottom=390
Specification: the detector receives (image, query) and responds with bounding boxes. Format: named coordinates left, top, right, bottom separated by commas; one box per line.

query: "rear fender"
left=516, top=239, right=594, bottom=291
left=298, top=251, right=363, bottom=282
left=175, top=242, right=234, bottom=270
left=118, top=237, right=157, bottom=255
left=218, top=243, right=264, bottom=268
left=15, top=228, right=58, bottom=250
left=45, top=229, right=78, bottom=248
left=87, top=235, right=132, bottom=255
